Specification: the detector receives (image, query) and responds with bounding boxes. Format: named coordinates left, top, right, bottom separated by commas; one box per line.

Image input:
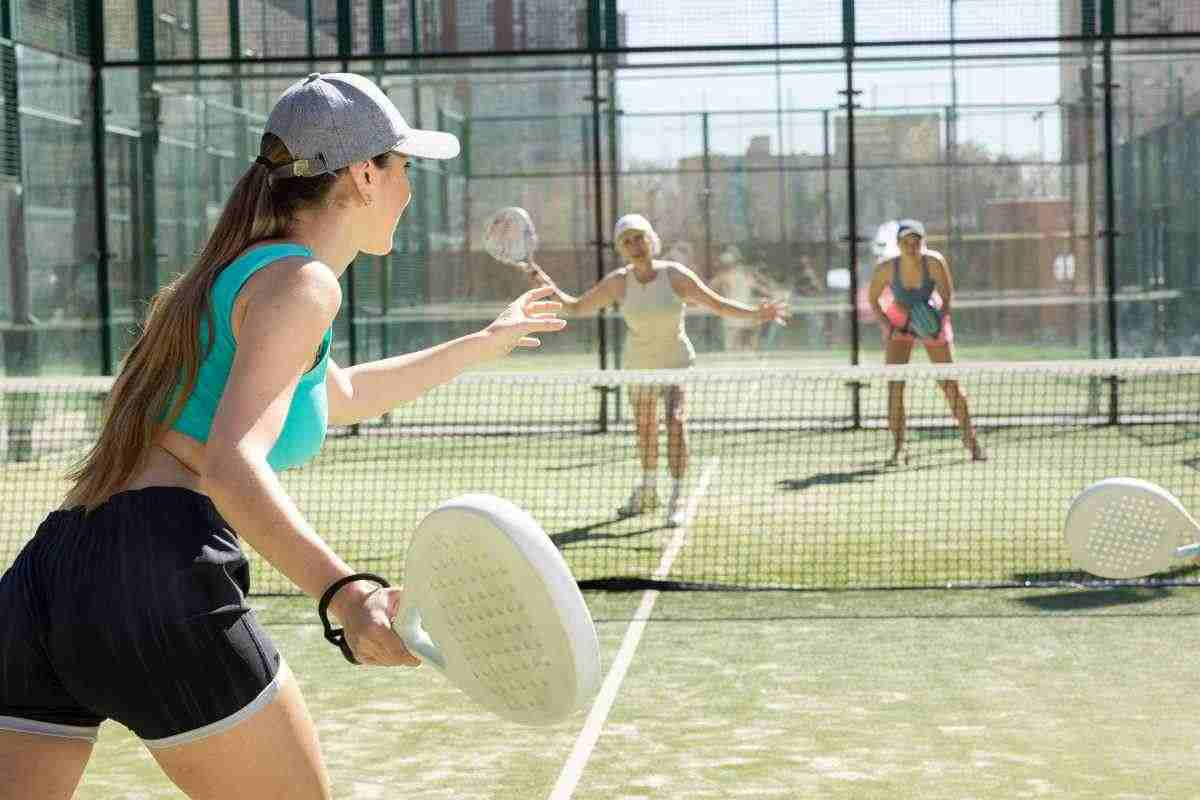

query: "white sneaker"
left=617, top=485, right=659, bottom=518
left=666, top=485, right=686, bottom=527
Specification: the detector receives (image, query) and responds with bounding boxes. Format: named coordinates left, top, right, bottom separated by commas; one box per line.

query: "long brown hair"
left=65, top=134, right=391, bottom=509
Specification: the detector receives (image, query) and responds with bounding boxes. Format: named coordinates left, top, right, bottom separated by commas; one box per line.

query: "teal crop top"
left=170, top=243, right=332, bottom=472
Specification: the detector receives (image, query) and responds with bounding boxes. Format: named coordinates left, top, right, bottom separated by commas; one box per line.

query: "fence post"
left=840, top=0, right=863, bottom=428
left=1099, top=0, right=1119, bottom=421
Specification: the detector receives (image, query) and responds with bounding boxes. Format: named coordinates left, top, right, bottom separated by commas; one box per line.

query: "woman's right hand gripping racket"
left=392, top=494, right=601, bottom=726
left=483, top=207, right=540, bottom=276
left=1065, top=478, right=1200, bottom=578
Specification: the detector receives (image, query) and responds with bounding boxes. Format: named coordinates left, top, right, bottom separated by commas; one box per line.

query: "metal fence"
left=1, top=1, right=1200, bottom=377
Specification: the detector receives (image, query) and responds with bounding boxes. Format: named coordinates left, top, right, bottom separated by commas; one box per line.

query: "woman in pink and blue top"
left=867, top=218, right=986, bottom=466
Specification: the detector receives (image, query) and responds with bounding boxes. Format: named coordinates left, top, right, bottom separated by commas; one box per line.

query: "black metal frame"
left=3, top=0, right=1167, bottom=382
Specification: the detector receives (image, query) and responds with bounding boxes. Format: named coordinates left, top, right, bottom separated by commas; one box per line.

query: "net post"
left=844, top=379, right=864, bottom=431
left=1107, top=374, right=1119, bottom=426
left=839, top=6, right=863, bottom=428
left=588, top=37, right=610, bottom=431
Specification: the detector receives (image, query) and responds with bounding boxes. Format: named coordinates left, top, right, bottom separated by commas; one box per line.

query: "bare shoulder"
left=238, top=255, right=342, bottom=326
left=598, top=266, right=629, bottom=299
left=922, top=251, right=951, bottom=280
left=923, top=249, right=949, bottom=268
left=660, top=260, right=699, bottom=282
left=603, top=265, right=630, bottom=282
left=269, top=255, right=338, bottom=296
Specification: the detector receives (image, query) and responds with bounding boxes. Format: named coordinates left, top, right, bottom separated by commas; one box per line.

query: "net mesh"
left=3, top=359, right=1199, bottom=594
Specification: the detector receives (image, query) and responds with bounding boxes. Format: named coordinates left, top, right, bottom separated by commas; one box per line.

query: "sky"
left=610, top=0, right=1068, bottom=164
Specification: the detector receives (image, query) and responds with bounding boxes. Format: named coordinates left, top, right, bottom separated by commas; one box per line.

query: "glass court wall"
left=1, top=0, right=1199, bottom=377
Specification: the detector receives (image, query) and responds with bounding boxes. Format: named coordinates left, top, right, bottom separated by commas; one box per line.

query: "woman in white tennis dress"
left=532, top=214, right=787, bottom=526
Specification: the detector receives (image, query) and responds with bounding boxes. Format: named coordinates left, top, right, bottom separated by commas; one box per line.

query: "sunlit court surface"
left=5, top=360, right=1200, bottom=799
left=66, top=590, right=1200, bottom=799
left=4, top=0, right=1200, bottom=797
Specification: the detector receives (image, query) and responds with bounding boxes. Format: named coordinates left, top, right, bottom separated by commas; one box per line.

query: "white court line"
left=547, top=458, right=719, bottom=800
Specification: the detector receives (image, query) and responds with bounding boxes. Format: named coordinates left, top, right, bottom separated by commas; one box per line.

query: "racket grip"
left=1175, top=543, right=1200, bottom=559
left=393, top=601, right=447, bottom=671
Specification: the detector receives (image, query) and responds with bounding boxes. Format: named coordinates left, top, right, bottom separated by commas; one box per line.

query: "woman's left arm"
left=668, top=264, right=788, bottom=325
left=929, top=253, right=955, bottom=314
left=326, top=286, right=564, bottom=425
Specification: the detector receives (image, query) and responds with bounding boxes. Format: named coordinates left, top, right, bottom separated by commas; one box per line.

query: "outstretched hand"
left=759, top=299, right=789, bottom=326
left=484, top=285, right=567, bottom=357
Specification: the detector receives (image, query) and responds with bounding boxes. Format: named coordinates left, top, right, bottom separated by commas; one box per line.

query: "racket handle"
left=1175, top=542, right=1200, bottom=559
left=393, top=600, right=447, bottom=670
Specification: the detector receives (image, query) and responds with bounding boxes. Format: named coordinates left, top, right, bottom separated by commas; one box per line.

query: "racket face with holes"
left=907, top=302, right=943, bottom=339
left=483, top=207, right=538, bottom=272
left=1065, top=478, right=1200, bottom=578
left=394, top=494, right=600, bottom=725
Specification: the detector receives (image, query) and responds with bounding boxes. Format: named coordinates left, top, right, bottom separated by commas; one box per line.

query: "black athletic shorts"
left=0, top=487, right=282, bottom=749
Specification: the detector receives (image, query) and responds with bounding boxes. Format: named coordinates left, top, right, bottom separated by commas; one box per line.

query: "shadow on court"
left=772, top=422, right=1087, bottom=492
left=776, top=467, right=885, bottom=491
left=1012, top=585, right=1177, bottom=612
left=550, top=518, right=665, bottom=548
left=775, top=456, right=957, bottom=490
left=770, top=423, right=1094, bottom=492
left=1118, top=424, right=1200, bottom=450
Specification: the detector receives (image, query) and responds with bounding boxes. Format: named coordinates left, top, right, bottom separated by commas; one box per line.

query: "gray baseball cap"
left=264, top=72, right=460, bottom=178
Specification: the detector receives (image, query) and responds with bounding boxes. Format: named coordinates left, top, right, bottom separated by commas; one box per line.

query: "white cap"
left=613, top=214, right=662, bottom=256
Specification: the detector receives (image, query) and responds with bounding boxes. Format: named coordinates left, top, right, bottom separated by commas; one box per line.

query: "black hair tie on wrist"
left=317, top=573, right=390, bottom=665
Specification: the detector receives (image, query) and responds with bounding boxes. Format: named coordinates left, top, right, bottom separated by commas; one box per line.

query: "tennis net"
left=3, top=358, right=1199, bottom=592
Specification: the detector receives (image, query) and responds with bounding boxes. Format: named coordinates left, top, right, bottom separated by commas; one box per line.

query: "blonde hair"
left=64, top=134, right=393, bottom=510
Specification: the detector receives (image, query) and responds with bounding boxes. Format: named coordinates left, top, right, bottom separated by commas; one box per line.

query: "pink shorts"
left=883, top=303, right=954, bottom=345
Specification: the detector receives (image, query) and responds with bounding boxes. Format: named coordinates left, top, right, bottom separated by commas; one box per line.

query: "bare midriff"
left=119, top=430, right=207, bottom=496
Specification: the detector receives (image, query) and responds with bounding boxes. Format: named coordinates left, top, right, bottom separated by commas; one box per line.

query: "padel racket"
left=483, top=206, right=539, bottom=274
left=1065, top=478, right=1200, bottom=578
left=392, top=494, right=601, bottom=725
left=907, top=302, right=943, bottom=339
